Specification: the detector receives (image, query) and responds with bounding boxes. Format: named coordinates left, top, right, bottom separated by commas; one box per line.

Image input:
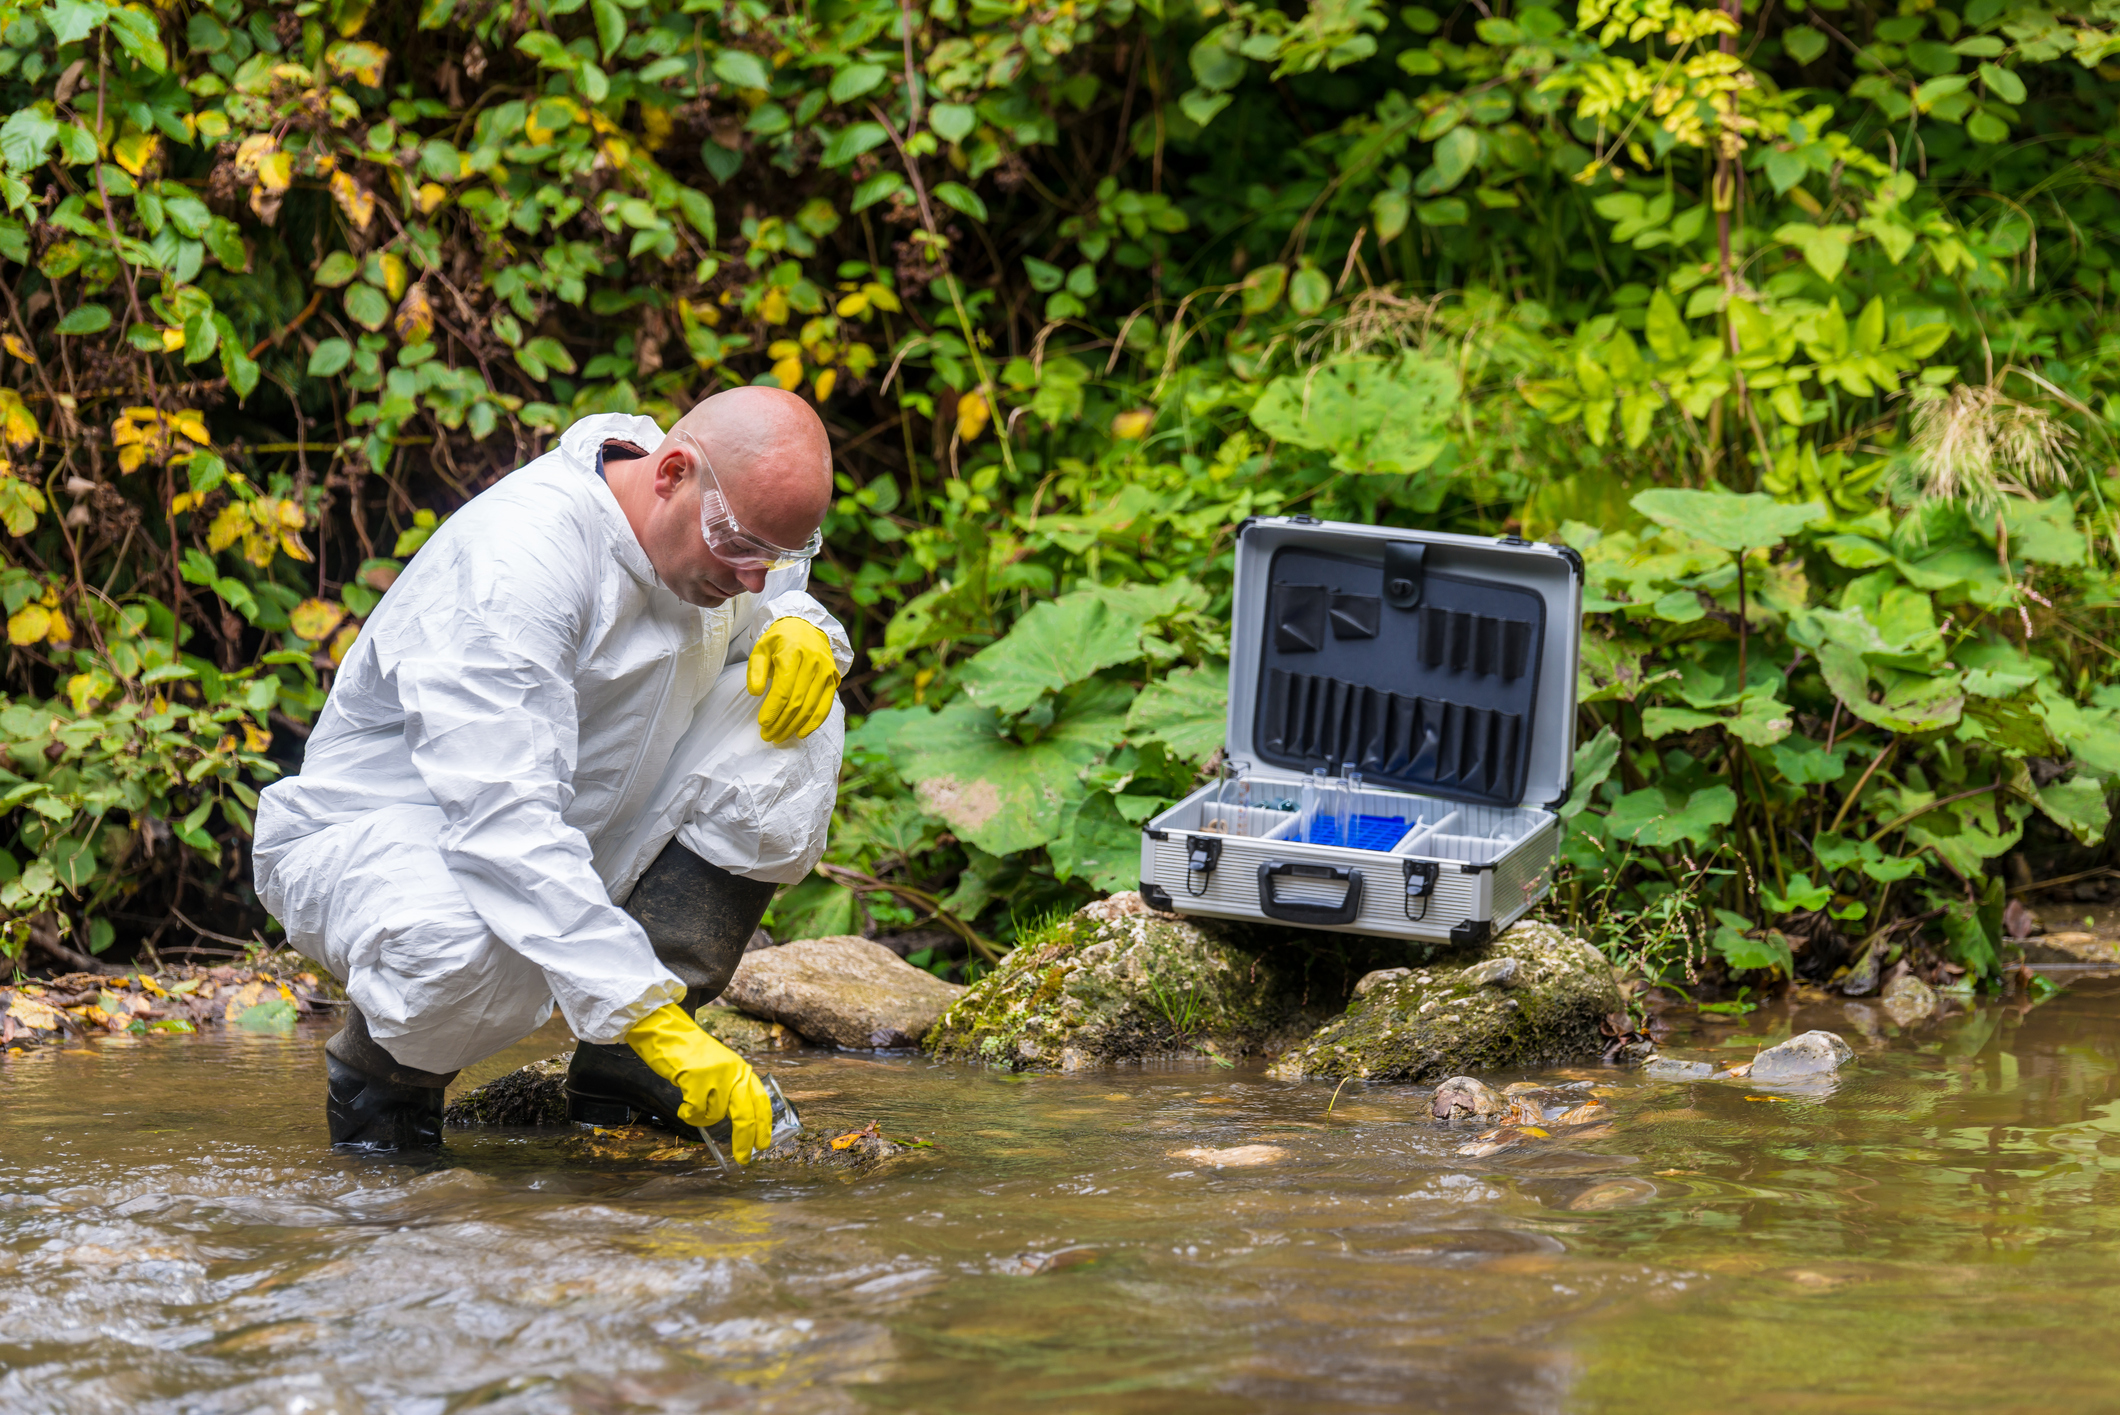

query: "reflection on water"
left=5, top=978, right=2120, bottom=1413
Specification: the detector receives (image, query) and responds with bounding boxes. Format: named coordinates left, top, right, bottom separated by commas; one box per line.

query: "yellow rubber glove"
left=624, top=1003, right=773, bottom=1162
left=746, top=616, right=839, bottom=743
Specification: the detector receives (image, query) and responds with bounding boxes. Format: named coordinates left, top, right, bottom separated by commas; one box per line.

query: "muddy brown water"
left=7, top=978, right=2120, bottom=1414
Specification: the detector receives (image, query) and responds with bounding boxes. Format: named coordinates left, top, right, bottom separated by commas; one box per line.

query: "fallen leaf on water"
left=1744, top=1095, right=1792, bottom=1104
left=1654, top=1169, right=1701, bottom=1177
left=1518, top=1125, right=1551, bottom=1138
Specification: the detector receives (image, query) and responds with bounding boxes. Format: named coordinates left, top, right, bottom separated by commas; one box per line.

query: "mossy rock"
left=1267, top=920, right=1622, bottom=1082
left=695, top=1003, right=799, bottom=1053
left=444, top=1053, right=571, bottom=1127
left=923, top=893, right=1336, bottom=1070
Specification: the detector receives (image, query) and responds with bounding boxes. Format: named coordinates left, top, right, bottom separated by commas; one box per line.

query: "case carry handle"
left=1256, top=860, right=1365, bottom=926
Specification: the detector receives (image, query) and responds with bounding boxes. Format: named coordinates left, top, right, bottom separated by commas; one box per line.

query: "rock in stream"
left=1267, top=921, right=1623, bottom=1082
left=721, top=936, right=965, bottom=1049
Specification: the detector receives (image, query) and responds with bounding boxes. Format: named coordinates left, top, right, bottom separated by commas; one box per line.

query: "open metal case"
left=1139, top=517, right=1582, bottom=945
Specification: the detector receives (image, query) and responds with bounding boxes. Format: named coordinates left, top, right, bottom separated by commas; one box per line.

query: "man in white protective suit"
left=253, top=386, right=848, bottom=1160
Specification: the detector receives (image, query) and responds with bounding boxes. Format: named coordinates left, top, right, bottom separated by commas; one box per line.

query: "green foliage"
left=0, top=0, right=2112, bottom=985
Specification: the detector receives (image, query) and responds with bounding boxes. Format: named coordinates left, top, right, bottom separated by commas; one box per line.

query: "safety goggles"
left=675, top=429, right=824, bottom=571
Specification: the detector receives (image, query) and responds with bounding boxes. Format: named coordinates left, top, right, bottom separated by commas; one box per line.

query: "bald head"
left=603, top=386, right=834, bottom=608
left=661, top=386, right=833, bottom=551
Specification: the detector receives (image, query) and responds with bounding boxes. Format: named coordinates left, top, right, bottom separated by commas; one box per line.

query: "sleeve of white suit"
left=370, top=518, right=682, bottom=1045
left=725, top=589, right=853, bottom=674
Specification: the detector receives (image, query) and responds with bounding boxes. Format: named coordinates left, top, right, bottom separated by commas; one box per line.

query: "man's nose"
left=737, top=565, right=768, bottom=593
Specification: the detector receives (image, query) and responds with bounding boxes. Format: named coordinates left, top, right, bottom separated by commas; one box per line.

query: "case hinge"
left=1383, top=540, right=1427, bottom=610
left=1451, top=918, right=1492, bottom=948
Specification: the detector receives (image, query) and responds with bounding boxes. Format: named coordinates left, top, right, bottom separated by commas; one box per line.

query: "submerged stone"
left=444, top=1053, right=571, bottom=1128
left=1748, top=1029, right=1854, bottom=1081
left=1432, top=1075, right=1506, bottom=1120
left=1880, top=973, right=1938, bottom=1027
left=722, top=936, right=965, bottom=1050
left=923, top=893, right=1324, bottom=1070
left=1267, top=921, right=1622, bottom=1083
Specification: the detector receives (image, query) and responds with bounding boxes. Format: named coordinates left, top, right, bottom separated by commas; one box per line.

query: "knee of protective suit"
left=675, top=694, right=845, bottom=887
left=624, top=840, right=776, bottom=1012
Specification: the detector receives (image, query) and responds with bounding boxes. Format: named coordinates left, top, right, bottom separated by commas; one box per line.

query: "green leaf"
left=1125, top=661, right=1229, bottom=762
left=1762, top=871, right=1833, bottom=914
left=958, top=580, right=1204, bottom=715
left=56, top=304, right=110, bottom=335
left=1605, top=784, right=1736, bottom=847
left=520, top=336, right=575, bottom=376
left=308, top=338, right=353, bottom=377
left=820, top=122, right=889, bottom=167
left=1630, top=488, right=1826, bottom=551
left=1643, top=289, right=1688, bottom=362
left=1371, top=187, right=1410, bottom=243
left=830, top=62, right=887, bottom=104
left=768, top=874, right=859, bottom=939
left=1977, top=61, right=2026, bottom=104
left=2035, top=775, right=2111, bottom=848
left=888, top=678, right=1134, bottom=855
left=930, top=102, right=976, bottom=143
left=1784, top=25, right=1828, bottom=63
left=1048, top=790, right=1142, bottom=892
left=590, top=0, right=625, bottom=59
left=1423, top=125, right=1478, bottom=193
left=1415, top=197, right=1468, bottom=227
left=713, top=49, right=772, bottom=91
left=1561, top=726, right=1621, bottom=820
left=673, top=186, right=717, bottom=242
left=343, top=282, right=391, bottom=332
left=0, top=109, right=57, bottom=171
left=932, top=181, right=988, bottom=222
left=1249, top=351, right=1459, bottom=474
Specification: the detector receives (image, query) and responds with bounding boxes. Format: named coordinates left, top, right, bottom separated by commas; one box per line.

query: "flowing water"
left=7, top=976, right=2120, bottom=1414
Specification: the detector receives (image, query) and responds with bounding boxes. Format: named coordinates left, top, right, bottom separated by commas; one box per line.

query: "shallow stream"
left=7, top=977, right=2120, bottom=1413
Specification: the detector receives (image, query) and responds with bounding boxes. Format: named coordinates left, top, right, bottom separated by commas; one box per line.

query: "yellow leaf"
left=171, top=410, right=209, bottom=444
left=862, top=282, right=901, bottom=313
left=377, top=252, right=408, bottom=300
left=834, top=291, right=869, bottom=318
left=415, top=182, right=446, bottom=214
left=6, top=603, right=48, bottom=645
left=309, top=152, right=338, bottom=176
left=288, top=598, right=346, bottom=642
left=43, top=610, right=70, bottom=643
left=0, top=388, right=38, bottom=450
left=392, top=283, right=433, bottom=345
left=329, top=170, right=375, bottom=231
left=813, top=368, right=837, bottom=401
left=65, top=672, right=109, bottom=714
left=328, top=622, right=360, bottom=665
left=274, top=497, right=306, bottom=529
left=278, top=532, right=313, bottom=563
left=956, top=390, right=989, bottom=442
left=206, top=502, right=245, bottom=553
left=3, top=333, right=33, bottom=363
left=638, top=104, right=674, bottom=151
left=118, top=444, right=149, bottom=474
left=759, top=288, right=789, bottom=325
left=242, top=721, right=271, bottom=752
left=1110, top=407, right=1154, bottom=440
left=771, top=356, right=803, bottom=391
left=234, top=133, right=277, bottom=174
left=170, top=490, right=199, bottom=515
left=254, top=150, right=294, bottom=193
left=767, top=338, right=802, bottom=359
left=112, top=131, right=159, bottom=177
left=327, top=39, right=390, bottom=87
left=159, top=327, right=184, bottom=352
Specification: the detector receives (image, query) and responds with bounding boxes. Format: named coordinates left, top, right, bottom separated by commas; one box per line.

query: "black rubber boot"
left=621, top=841, right=776, bottom=1014
left=565, top=1037, right=710, bottom=1139
left=564, top=841, right=776, bottom=1140
left=324, top=1008, right=458, bottom=1152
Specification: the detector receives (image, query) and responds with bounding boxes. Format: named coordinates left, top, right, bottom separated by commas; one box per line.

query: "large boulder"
left=721, top=936, right=964, bottom=1050
left=923, top=893, right=1323, bottom=1070
left=1266, top=920, right=1622, bottom=1082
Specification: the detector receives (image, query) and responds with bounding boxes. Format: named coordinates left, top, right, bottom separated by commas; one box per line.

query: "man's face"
left=640, top=451, right=770, bottom=608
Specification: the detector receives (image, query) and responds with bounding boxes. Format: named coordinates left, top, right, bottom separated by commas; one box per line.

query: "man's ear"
left=651, top=444, right=692, bottom=500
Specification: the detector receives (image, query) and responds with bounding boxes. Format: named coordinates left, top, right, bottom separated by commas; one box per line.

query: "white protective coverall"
left=252, top=413, right=851, bottom=1074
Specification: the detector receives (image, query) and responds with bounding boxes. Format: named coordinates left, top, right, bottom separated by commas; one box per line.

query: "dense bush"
left=0, top=0, right=2112, bottom=984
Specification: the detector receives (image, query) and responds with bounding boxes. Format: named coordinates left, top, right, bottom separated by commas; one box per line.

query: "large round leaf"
left=1248, top=352, right=1458, bottom=474
left=888, top=679, right=1132, bottom=856
left=1630, top=488, right=1825, bottom=551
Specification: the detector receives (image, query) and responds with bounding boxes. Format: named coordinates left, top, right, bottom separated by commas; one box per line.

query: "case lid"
left=1227, top=517, right=1582, bottom=810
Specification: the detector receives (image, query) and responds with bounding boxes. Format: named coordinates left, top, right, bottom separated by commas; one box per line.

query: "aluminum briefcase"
left=1139, top=515, right=1582, bottom=945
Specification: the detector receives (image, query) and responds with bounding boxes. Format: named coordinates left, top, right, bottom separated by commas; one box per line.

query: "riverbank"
left=1, top=952, right=338, bottom=1047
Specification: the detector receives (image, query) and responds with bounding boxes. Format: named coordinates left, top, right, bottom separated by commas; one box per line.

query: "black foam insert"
left=1252, top=545, right=1545, bottom=807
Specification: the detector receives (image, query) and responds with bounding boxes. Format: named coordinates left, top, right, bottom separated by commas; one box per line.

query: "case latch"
left=1185, top=834, right=1224, bottom=898
left=1401, top=859, right=1439, bottom=921
left=1383, top=541, right=1426, bottom=610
